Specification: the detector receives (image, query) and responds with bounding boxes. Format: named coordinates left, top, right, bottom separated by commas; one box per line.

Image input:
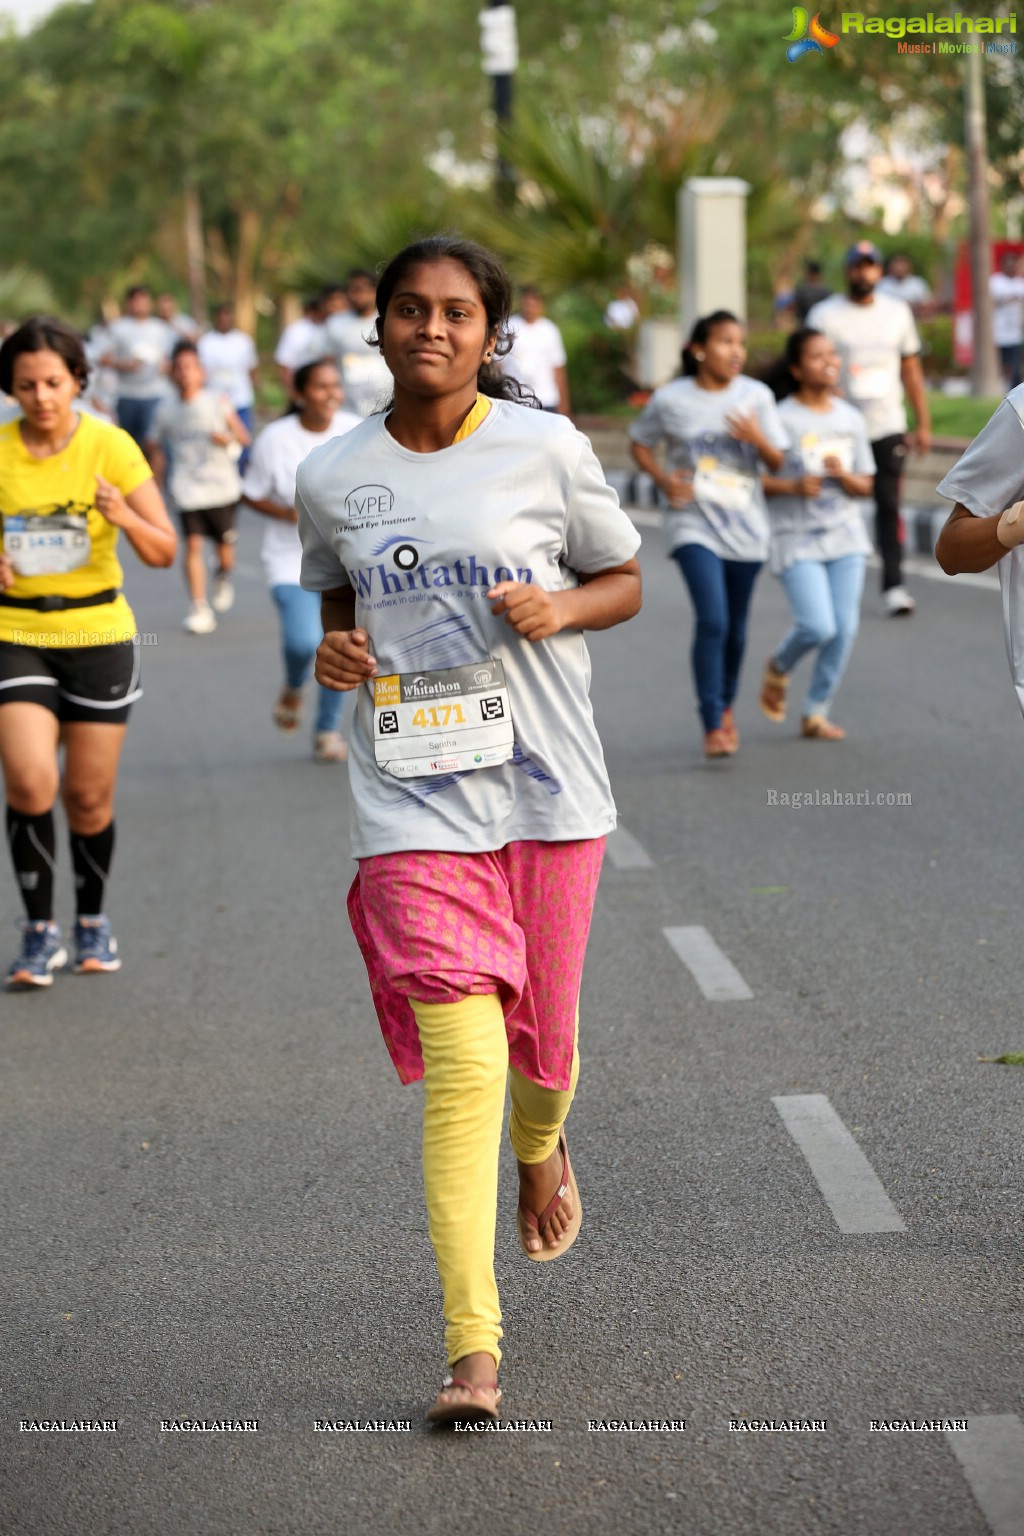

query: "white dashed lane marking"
left=945, top=1415, right=1024, bottom=1536
left=772, top=1094, right=906, bottom=1234
left=605, top=827, right=654, bottom=870
left=662, top=926, right=753, bottom=1000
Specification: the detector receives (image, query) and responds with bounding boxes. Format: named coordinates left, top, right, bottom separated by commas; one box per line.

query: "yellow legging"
left=411, top=993, right=579, bottom=1370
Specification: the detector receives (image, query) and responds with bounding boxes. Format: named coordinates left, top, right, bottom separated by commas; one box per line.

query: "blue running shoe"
left=73, top=915, right=122, bottom=975
left=6, top=921, right=68, bottom=989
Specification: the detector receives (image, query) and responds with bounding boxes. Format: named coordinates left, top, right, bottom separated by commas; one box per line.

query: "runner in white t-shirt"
left=989, top=251, right=1024, bottom=390
left=101, top=286, right=176, bottom=449
left=297, top=235, right=641, bottom=1426
left=629, top=310, right=787, bottom=758
left=198, top=303, right=260, bottom=471
left=936, top=385, right=1024, bottom=718
left=274, top=295, right=327, bottom=392
left=499, top=287, right=570, bottom=413
left=324, top=269, right=393, bottom=417
left=242, top=359, right=360, bottom=761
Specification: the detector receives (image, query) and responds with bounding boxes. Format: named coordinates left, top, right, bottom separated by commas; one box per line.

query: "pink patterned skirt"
left=347, top=838, right=605, bottom=1091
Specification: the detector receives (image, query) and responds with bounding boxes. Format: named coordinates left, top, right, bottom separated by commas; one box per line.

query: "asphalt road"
left=2, top=505, right=1022, bottom=1536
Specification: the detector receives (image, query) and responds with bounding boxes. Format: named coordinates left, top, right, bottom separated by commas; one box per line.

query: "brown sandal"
left=518, top=1131, right=582, bottom=1262
left=426, top=1376, right=502, bottom=1425
left=704, top=727, right=731, bottom=759
left=801, top=714, right=846, bottom=741
left=760, top=660, right=788, bottom=722
left=273, top=690, right=302, bottom=733
left=720, top=708, right=739, bottom=754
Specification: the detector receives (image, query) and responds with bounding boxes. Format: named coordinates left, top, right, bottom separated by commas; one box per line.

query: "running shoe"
left=183, top=601, right=217, bottom=634
left=883, top=585, right=915, bottom=617
left=73, top=916, right=122, bottom=974
left=5, top=920, right=67, bottom=989
left=211, top=575, right=235, bottom=614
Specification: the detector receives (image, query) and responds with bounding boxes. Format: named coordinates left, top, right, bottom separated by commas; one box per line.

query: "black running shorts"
left=179, top=503, right=238, bottom=543
left=0, top=640, right=142, bottom=723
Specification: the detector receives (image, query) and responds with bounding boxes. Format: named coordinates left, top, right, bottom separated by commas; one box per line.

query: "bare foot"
left=517, top=1140, right=574, bottom=1254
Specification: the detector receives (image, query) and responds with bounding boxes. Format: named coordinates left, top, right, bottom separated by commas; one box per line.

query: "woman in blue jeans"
left=630, top=312, right=787, bottom=756
left=760, top=329, right=875, bottom=740
left=242, top=359, right=361, bottom=760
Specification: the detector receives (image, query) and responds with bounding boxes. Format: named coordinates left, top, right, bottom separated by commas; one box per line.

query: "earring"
left=694, top=353, right=705, bottom=362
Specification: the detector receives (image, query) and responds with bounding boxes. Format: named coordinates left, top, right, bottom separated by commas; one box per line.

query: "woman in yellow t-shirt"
left=0, top=317, right=177, bottom=989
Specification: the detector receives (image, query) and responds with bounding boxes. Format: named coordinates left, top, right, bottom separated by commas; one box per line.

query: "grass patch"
left=927, top=392, right=1003, bottom=440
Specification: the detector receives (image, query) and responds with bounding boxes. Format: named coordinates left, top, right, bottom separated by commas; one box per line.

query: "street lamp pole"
left=479, top=1, right=517, bottom=205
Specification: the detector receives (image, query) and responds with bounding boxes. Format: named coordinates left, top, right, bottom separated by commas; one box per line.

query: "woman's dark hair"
left=292, top=356, right=339, bottom=402
left=372, top=235, right=540, bottom=406
left=681, top=310, right=742, bottom=377
left=170, top=339, right=199, bottom=363
left=0, top=315, right=89, bottom=395
left=767, top=326, right=824, bottom=401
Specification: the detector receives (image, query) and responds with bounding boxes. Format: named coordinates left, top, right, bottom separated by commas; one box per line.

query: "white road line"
left=662, top=926, right=753, bottom=1000
left=946, top=1415, right=1024, bottom=1536
left=606, top=826, right=654, bottom=869
left=771, top=1094, right=906, bottom=1234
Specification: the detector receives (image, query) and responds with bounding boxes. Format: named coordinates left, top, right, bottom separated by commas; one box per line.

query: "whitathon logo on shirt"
left=350, top=552, right=533, bottom=599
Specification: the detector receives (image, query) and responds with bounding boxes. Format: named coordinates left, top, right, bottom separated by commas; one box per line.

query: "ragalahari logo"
left=785, top=8, right=840, bottom=61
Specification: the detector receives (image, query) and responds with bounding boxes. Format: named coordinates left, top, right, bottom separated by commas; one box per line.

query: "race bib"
left=694, top=456, right=755, bottom=514
left=848, top=363, right=891, bottom=401
left=3, top=509, right=92, bottom=577
left=800, top=435, right=854, bottom=476
left=373, top=660, right=515, bottom=779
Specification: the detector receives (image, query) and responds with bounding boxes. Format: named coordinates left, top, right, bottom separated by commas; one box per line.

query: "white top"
left=198, top=329, right=259, bottom=408
left=878, top=274, right=931, bottom=306
left=274, top=316, right=328, bottom=371
left=107, top=317, right=176, bottom=400
left=151, top=389, right=241, bottom=510
left=628, top=374, right=788, bottom=562
left=500, top=315, right=567, bottom=409
left=242, top=408, right=361, bottom=586
left=806, top=292, right=921, bottom=441
left=988, top=272, right=1024, bottom=347
left=768, top=396, right=875, bottom=575
left=324, top=312, right=393, bottom=418
left=936, top=386, right=1024, bottom=719
left=296, top=400, right=641, bottom=858
left=605, top=297, right=640, bottom=331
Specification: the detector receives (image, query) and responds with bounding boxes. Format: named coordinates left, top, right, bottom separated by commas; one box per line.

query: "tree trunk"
left=232, top=206, right=260, bottom=337
left=184, top=176, right=207, bottom=328
left=966, top=49, right=1002, bottom=396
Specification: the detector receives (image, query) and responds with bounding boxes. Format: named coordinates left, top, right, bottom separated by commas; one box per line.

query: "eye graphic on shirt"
left=370, top=533, right=432, bottom=572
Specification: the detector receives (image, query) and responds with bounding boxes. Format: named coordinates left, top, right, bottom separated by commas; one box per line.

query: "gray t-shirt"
left=108, top=317, right=175, bottom=400
left=768, top=396, right=874, bottom=575
left=936, top=386, right=1024, bottom=717
left=806, top=292, right=920, bottom=442
left=151, top=389, right=241, bottom=511
left=296, top=399, right=641, bottom=858
left=324, top=312, right=393, bottom=418
left=628, top=375, right=787, bottom=562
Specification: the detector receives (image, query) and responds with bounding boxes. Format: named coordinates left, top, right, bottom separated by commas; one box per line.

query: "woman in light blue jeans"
left=761, top=329, right=875, bottom=740
left=241, top=359, right=361, bottom=760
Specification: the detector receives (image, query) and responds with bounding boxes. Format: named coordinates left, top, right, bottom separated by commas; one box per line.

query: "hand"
left=909, top=426, right=931, bottom=455
left=122, top=357, right=142, bottom=373
left=725, top=409, right=765, bottom=449
left=797, top=473, right=823, bottom=498
left=996, top=499, right=1024, bottom=550
left=0, top=554, right=13, bottom=591
left=210, top=431, right=232, bottom=447
left=488, top=580, right=566, bottom=641
left=94, top=474, right=129, bottom=527
left=315, top=628, right=378, bottom=690
left=663, top=468, right=694, bottom=508
left=822, top=455, right=843, bottom=476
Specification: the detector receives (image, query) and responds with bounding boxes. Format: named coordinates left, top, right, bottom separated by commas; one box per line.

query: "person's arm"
left=555, top=364, right=571, bottom=416
left=144, top=438, right=167, bottom=491
left=935, top=502, right=1011, bottom=574
left=762, top=473, right=822, bottom=498
left=629, top=440, right=693, bottom=506
left=901, top=353, right=931, bottom=454
left=93, top=474, right=177, bottom=567
left=0, top=554, right=13, bottom=591
left=211, top=406, right=250, bottom=448
left=725, top=409, right=785, bottom=472
left=244, top=492, right=296, bottom=523
left=487, top=556, right=642, bottom=642
left=821, top=456, right=873, bottom=498
left=315, top=585, right=377, bottom=690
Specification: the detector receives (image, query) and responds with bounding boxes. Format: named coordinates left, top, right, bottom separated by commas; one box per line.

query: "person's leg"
left=804, top=554, right=866, bottom=715
left=871, top=433, right=907, bottom=593
left=213, top=510, right=238, bottom=580
left=672, top=544, right=728, bottom=732
left=1, top=702, right=61, bottom=920
left=61, top=720, right=128, bottom=969
left=412, top=992, right=508, bottom=1391
left=509, top=1016, right=580, bottom=1254
left=773, top=560, right=836, bottom=684
left=184, top=532, right=208, bottom=604
left=236, top=406, right=254, bottom=474
left=720, top=559, right=763, bottom=710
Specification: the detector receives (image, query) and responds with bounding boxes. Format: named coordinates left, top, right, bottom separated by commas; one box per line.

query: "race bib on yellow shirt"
left=373, top=660, right=515, bottom=778
left=3, top=505, right=92, bottom=577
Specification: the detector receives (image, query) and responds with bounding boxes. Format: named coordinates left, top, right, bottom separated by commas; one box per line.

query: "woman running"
left=242, top=358, right=361, bottom=761
left=296, top=236, right=641, bottom=1423
left=0, top=317, right=176, bottom=988
left=629, top=311, right=786, bottom=757
left=759, top=328, right=875, bottom=740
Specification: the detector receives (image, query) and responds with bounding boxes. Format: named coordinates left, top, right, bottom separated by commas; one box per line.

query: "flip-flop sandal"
left=273, top=692, right=302, bottom=733
left=801, top=714, right=846, bottom=741
left=760, top=660, right=788, bottom=723
left=517, top=1131, right=582, bottom=1263
left=425, top=1377, right=502, bottom=1425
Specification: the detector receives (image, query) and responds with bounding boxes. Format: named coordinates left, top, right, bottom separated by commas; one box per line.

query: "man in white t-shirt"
left=102, top=285, right=177, bottom=449
left=156, top=293, right=200, bottom=343
left=501, top=288, right=571, bottom=414
left=989, top=251, right=1024, bottom=390
left=325, top=269, right=393, bottom=417
left=274, top=294, right=327, bottom=393
left=878, top=254, right=932, bottom=316
left=198, top=303, right=260, bottom=467
left=807, top=240, right=931, bottom=616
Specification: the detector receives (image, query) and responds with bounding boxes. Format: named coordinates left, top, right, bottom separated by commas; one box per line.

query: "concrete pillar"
left=678, top=177, right=751, bottom=338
